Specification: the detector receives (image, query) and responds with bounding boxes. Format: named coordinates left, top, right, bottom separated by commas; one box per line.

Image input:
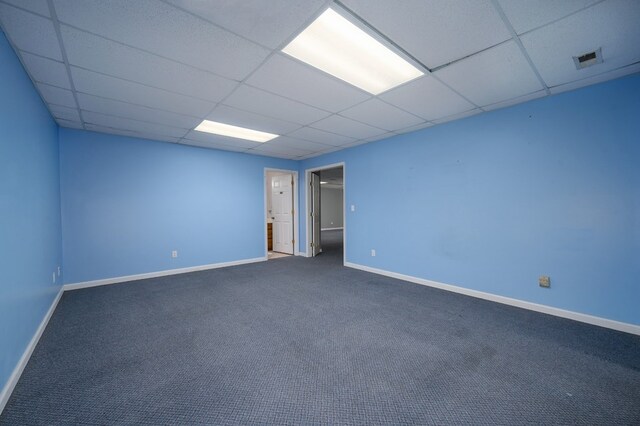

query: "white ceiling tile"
left=84, top=123, right=180, bottom=143
left=311, top=115, right=386, bottom=140
left=394, top=122, right=434, bottom=135
left=298, top=154, right=321, bottom=159
left=247, top=150, right=298, bottom=160
left=549, top=62, right=640, bottom=95
left=0, top=3, right=61, bottom=60
left=76, top=93, right=201, bottom=130
left=435, top=41, right=543, bottom=106
left=223, top=84, right=331, bottom=126
left=298, top=144, right=344, bottom=159
left=2, top=0, right=50, bottom=17
left=164, top=0, right=327, bottom=49
left=60, top=26, right=237, bottom=102
left=52, top=0, right=269, bottom=80
left=82, top=111, right=187, bottom=138
left=340, top=98, right=424, bottom=131
left=362, top=132, right=394, bottom=143
left=296, top=153, right=319, bottom=160
left=183, top=130, right=262, bottom=150
left=249, top=142, right=313, bottom=157
left=498, top=0, right=600, bottom=35
left=432, top=108, right=483, bottom=124
left=341, top=0, right=511, bottom=68
left=288, top=126, right=356, bottom=146
left=70, top=67, right=215, bottom=117
left=246, top=54, right=370, bottom=112
left=136, top=134, right=179, bottom=143
left=206, top=105, right=301, bottom=135
left=20, top=52, right=70, bottom=89
left=36, top=83, right=76, bottom=108
left=55, top=118, right=83, bottom=129
left=269, top=136, right=335, bottom=153
left=340, top=139, right=372, bottom=149
left=482, top=90, right=547, bottom=112
left=380, top=75, right=475, bottom=120
left=49, top=104, right=80, bottom=122
left=254, top=152, right=298, bottom=159
left=316, top=145, right=344, bottom=154
left=179, top=139, right=249, bottom=153
left=521, top=0, right=640, bottom=88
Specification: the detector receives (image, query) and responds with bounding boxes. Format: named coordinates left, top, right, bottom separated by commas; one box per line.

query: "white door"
left=272, top=174, right=294, bottom=254
left=311, top=172, right=321, bottom=256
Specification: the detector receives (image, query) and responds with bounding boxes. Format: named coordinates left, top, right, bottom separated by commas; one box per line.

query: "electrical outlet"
left=172, top=250, right=178, bottom=258
left=351, top=205, right=355, bottom=212
left=52, top=272, right=56, bottom=283
left=539, top=276, right=550, bottom=288
left=57, top=266, right=61, bottom=276
left=371, top=249, right=376, bottom=257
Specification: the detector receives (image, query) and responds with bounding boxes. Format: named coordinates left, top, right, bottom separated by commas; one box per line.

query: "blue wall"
left=299, top=73, right=640, bottom=326
left=0, top=32, right=62, bottom=390
left=59, top=129, right=296, bottom=283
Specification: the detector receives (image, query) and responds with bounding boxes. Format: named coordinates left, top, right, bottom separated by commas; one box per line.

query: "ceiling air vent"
left=573, top=47, right=603, bottom=70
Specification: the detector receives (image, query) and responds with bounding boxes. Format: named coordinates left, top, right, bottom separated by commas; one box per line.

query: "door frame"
left=304, top=162, right=346, bottom=264
left=264, top=168, right=299, bottom=259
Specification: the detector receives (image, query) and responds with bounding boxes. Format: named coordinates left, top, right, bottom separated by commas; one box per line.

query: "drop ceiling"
left=1, top=0, right=639, bottom=160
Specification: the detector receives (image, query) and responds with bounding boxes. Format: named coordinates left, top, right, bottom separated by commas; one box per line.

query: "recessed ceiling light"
left=320, top=181, right=327, bottom=184
left=282, top=7, right=424, bottom=95
left=194, top=120, right=278, bottom=143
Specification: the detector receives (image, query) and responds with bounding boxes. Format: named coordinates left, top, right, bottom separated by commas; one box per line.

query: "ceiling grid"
left=489, top=0, right=551, bottom=97
left=46, top=0, right=85, bottom=129
left=0, top=0, right=638, bottom=159
left=174, top=0, right=336, bottom=155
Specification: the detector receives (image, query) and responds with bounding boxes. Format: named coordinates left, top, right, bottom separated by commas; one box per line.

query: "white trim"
left=264, top=168, right=299, bottom=257
left=63, top=257, right=266, bottom=291
left=345, top=262, right=640, bottom=336
left=295, top=251, right=308, bottom=257
left=0, top=287, right=64, bottom=414
left=304, top=162, right=346, bottom=264
left=321, top=227, right=344, bottom=231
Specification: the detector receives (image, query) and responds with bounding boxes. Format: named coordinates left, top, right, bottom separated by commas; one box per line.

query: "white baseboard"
left=0, top=287, right=64, bottom=414
left=295, top=251, right=308, bottom=257
left=321, top=227, right=343, bottom=231
left=345, top=262, right=640, bottom=336
left=63, top=257, right=267, bottom=291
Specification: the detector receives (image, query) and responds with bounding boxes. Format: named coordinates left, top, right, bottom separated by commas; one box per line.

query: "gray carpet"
left=320, top=229, right=343, bottom=259
left=2, top=230, right=639, bottom=424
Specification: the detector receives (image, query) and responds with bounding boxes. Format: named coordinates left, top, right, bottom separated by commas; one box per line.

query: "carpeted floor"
left=2, top=230, right=639, bottom=424
left=320, top=229, right=343, bottom=259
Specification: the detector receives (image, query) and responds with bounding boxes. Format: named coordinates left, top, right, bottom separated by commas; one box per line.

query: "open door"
left=271, top=174, right=294, bottom=254
left=311, top=172, right=321, bottom=256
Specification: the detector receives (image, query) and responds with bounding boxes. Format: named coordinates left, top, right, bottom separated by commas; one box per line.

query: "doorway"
left=265, top=169, right=298, bottom=260
left=306, top=163, right=345, bottom=263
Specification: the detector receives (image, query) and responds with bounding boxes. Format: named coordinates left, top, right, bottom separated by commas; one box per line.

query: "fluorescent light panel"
left=282, top=8, right=423, bottom=95
left=194, top=120, right=278, bottom=142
